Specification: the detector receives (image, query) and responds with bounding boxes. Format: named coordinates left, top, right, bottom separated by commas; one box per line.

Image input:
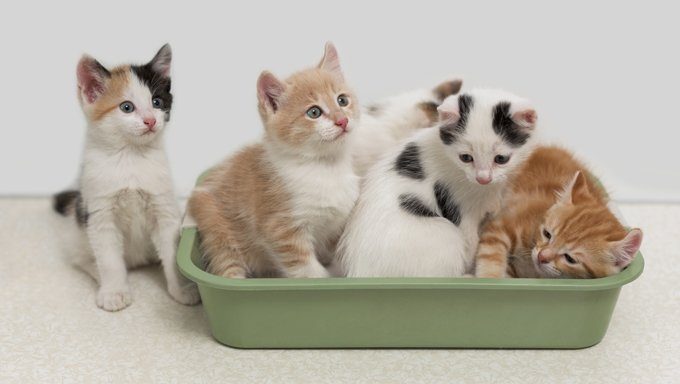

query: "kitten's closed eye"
left=543, top=228, right=552, bottom=240
left=563, top=254, right=578, bottom=264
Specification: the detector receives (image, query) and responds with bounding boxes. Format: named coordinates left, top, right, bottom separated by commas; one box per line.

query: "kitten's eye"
left=459, top=154, right=474, bottom=163
left=152, top=97, right=164, bottom=109
left=494, top=155, right=510, bottom=164
left=543, top=229, right=552, bottom=240
left=306, top=106, right=322, bottom=119
left=564, top=254, right=578, bottom=264
left=337, top=94, right=349, bottom=107
left=119, top=101, right=135, bottom=113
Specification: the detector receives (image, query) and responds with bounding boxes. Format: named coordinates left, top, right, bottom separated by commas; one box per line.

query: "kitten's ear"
left=510, top=101, right=538, bottom=129
left=437, top=95, right=461, bottom=123
left=77, top=55, right=111, bottom=104
left=149, top=43, right=172, bottom=77
left=559, top=171, right=592, bottom=205
left=433, top=78, right=463, bottom=102
left=611, top=228, right=643, bottom=268
left=318, top=42, right=343, bottom=80
left=257, top=71, right=287, bottom=112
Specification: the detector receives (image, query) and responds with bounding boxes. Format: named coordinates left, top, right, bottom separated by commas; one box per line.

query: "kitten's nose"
left=335, top=117, right=349, bottom=131
left=143, top=117, right=157, bottom=130
left=476, top=170, right=492, bottom=185
left=537, top=250, right=551, bottom=264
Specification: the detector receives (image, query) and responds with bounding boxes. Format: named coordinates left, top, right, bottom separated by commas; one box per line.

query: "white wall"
left=0, top=1, right=678, bottom=202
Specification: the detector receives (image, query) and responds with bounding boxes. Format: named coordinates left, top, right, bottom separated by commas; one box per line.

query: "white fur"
left=67, top=72, right=199, bottom=311
left=352, top=88, right=443, bottom=177
left=339, top=90, right=538, bottom=277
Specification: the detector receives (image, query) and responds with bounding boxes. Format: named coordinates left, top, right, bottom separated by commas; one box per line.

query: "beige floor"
left=0, top=198, right=677, bottom=384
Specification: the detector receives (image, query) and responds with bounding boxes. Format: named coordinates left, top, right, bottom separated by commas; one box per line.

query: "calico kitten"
left=339, top=90, right=538, bottom=277
left=188, top=43, right=359, bottom=278
left=475, top=146, right=643, bottom=278
left=53, top=44, right=199, bottom=311
left=352, top=79, right=463, bottom=177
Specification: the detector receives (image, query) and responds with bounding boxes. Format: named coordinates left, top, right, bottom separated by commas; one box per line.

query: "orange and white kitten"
left=188, top=43, right=359, bottom=278
left=475, top=146, right=643, bottom=279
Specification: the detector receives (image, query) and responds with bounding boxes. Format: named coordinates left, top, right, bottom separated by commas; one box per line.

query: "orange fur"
left=188, top=44, right=359, bottom=278
left=475, top=146, right=642, bottom=279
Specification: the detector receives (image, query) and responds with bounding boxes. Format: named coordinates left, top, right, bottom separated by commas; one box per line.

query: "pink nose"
left=335, top=117, right=348, bottom=131
left=143, top=117, right=157, bottom=130
left=476, top=176, right=492, bottom=185
left=537, top=250, right=551, bottom=264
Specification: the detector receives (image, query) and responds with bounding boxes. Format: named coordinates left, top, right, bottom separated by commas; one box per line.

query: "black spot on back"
left=130, top=65, right=173, bottom=121
left=440, top=94, right=473, bottom=145
left=367, top=104, right=382, bottom=116
left=395, top=142, right=425, bottom=180
left=434, top=181, right=462, bottom=226
left=399, top=194, right=438, bottom=218
left=492, top=102, right=530, bottom=147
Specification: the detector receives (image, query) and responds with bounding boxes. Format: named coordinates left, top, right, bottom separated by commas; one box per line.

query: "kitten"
left=352, top=79, right=462, bottom=177
left=339, top=90, right=538, bottom=277
left=187, top=43, right=360, bottom=278
left=475, top=146, right=643, bottom=278
left=53, top=44, right=200, bottom=311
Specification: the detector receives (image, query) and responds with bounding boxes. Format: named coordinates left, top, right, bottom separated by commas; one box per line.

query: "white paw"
left=96, top=287, right=132, bottom=312
left=289, top=260, right=330, bottom=278
left=168, top=283, right=201, bottom=305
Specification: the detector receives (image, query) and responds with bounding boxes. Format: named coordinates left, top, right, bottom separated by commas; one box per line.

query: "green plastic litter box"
left=177, top=224, right=643, bottom=349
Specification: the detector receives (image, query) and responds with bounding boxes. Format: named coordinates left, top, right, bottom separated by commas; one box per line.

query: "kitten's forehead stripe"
left=434, top=181, right=462, bottom=226
left=395, top=142, right=426, bottom=180
left=440, top=94, right=473, bottom=145
left=398, top=194, right=438, bottom=218
left=492, top=101, right=530, bottom=147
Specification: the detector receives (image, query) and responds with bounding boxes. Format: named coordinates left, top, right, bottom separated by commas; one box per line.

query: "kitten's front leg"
left=152, top=207, right=200, bottom=305
left=475, top=220, right=513, bottom=278
left=87, top=210, right=132, bottom=311
left=271, top=230, right=329, bottom=278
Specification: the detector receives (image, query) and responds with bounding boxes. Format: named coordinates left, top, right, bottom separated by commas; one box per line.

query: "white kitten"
left=53, top=45, right=199, bottom=311
left=352, top=79, right=462, bottom=177
left=339, top=89, right=538, bottom=277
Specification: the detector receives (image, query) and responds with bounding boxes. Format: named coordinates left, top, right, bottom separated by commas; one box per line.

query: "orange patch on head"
left=89, top=66, right=131, bottom=121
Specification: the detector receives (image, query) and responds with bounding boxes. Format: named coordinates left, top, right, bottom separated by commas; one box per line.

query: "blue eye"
left=152, top=97, right=164, bottom=109
left=337, top=94, right=349, bottom=107
left=495, top=155, right=510, bottom=164
left=459, top=154, right=473, bottom=163
left=119, top=101, right=135, bottom=113
left=306, top=106, right=322, bottom=119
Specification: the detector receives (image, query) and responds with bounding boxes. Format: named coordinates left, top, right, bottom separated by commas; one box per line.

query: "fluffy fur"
left=53, top=44, right=199, bottom=311
left=339, top=89, right=538, bottom=277
left=188, top=43, right=360, bottom=278
left=475, top=146, right=643, bottom=278
left=352, top=79, right=462, bottom=177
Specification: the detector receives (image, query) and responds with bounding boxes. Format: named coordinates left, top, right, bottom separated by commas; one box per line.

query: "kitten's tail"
left=53, top=190, right=80, bottom=216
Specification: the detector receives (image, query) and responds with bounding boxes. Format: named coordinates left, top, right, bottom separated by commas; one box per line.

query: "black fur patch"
left=399, top=194, right=438, bottom=218
left=492, top=102, right=530, bottom=147
left=434, top=182, right=462, bottom=226
left=53, top=190, right=88, bottom=226
left=440, top=94, right=473, bottom=145
left=130, top=65, right=173, bottom=121
left=395, top=142, right=425, bottom=180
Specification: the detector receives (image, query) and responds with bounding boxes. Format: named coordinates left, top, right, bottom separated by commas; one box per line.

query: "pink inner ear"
left=437, top=96, right=460, bottom=123
left=257, top=72, right=286, bottom=111
left=512, top=109, right=537, bottom=127
left=318, top=42, right=343, bottom=78
left=77, top=58, right=107, bottom=104
left=615, top=229, right=643, bottom=267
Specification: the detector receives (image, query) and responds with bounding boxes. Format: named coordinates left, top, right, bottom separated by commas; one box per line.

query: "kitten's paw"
left=289, top=261, right=330, bottom=278
left=96, top=287, right=132, bottom=312
left=168, top=283, right=201, bottom=306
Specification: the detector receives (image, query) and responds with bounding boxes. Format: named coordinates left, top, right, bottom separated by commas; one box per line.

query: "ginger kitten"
left=475, top=146, right=643, bottom=279
left=53, top=45, right=199, bottom=311
left=188, top=43, right=359, bottom=278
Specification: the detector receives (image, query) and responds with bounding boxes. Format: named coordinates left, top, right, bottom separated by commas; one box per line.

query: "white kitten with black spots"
left=53, top=45, right=199, bottom=311
left=339, top=89, right=538, bottom=277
